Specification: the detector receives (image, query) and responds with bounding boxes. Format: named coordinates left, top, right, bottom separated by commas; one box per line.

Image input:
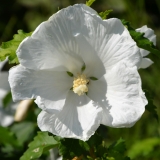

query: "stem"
left=89, top=147, right=96, bottom=159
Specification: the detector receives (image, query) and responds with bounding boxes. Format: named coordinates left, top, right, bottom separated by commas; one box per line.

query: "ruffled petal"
left=71, top=8, right=141, bottom=69
left=137, top=25, right=156, bottom=59
left=37, top=91, right=102, bottom=141
left=9, top=65, right=72, bottom=112
left=88, top=61, right=147, bottom=127
left=17, top=4, right=140, bottom=76
left=136, top=25, right=156, bottom=57
left=135, top=26, right=156, bottom=69
left=102, top=62, right=147, bottom=127
left=17, top=6, right=89, bottom=74
left=139, top=58, right=153, bottom=69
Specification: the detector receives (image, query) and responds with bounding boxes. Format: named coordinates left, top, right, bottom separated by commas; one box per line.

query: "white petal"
left=74, top=14, right=141, bottom=69
left=0, top=72, right=10, bottom=91
left=90, top=61, right=147, bottom=127
left=139, top=58, right=154, bottom=69
left=9, top=65, right=72, bottom=112
left=87, top=77, right=107, bottom=107
left=37, top=91, right=102, bottom=141
left=136, top=25, right=156, bottom=57
left=0, top=111, right=14, bottom=127
left=74, top=34, right=105, bottom=78
left=136, top=25, right=156, bottom=45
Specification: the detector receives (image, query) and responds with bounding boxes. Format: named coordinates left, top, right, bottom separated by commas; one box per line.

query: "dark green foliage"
left=0, top=126, right=18, bottom=147
left=121, top=20, right=160, bottom=58
left=144, top=90, right=159, bottom=121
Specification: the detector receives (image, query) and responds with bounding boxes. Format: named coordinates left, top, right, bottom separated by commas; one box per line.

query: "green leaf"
left=67, top=71, right=74, bottom=77
left=144, top=90, right=159, bottom=121
left=99, top=10, right=113, bottom=20
left=110, top=138, right=126, bottom=154
left=0, top=126, right=18, bottom=146
left=11, top=122, right=37, bottom=146
left=107, top=138, right=130, bottom=160
left=121, top=19, right=160, bottom=58
left=86, top=0, right=96, bottom=6
left=79, top=141, right=90, bottom=151
left=0, top=30, right=32, bottom=64
left=20, top=131, right=59, bottom=160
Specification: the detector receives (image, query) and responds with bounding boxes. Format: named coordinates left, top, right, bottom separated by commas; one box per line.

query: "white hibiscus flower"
left=9, top=4, right=147, bottom=141
left=136, top=25, right=156, bottom=68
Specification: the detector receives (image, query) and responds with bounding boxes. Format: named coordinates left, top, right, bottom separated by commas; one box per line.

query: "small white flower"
left=9, top=4, right=147, bottom=141
left=136, top=25, right=156, bottom=68
left=0, top=60, right=17, bottom=127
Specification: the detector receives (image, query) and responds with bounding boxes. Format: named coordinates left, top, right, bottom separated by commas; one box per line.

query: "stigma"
left=73, top=74, right=89, bottom=96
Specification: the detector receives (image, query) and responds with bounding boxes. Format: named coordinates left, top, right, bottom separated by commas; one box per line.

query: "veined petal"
left=70, top=7, right=141, bottom=69
left=74, top=34, right=105, bottom=78
left=37, top=91, right=102, bottom=141
left=103, top=62, right=147, bottom=127
left=9, top=65, right=72, bottom=111
left=88, top=61, right=147, bottom=127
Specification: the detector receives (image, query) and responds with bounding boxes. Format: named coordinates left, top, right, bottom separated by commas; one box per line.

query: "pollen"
left=73, top=74, right=89, bottom=96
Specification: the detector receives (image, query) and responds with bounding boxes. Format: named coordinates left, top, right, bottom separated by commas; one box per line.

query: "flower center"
left=73, top=74, right=89, bottom=96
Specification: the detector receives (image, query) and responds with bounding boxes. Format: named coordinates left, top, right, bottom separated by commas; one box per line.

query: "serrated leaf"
left=0, top=126, right=18, bottom=146
left=20, top=131, right=59, bottom=160
left=59, top=139, right=87, bottom=159
left=111, top=138, right=126, bottom=153
left=99, top=10, right=113, bottom=20
left=0, top=30, right=32, bottom=64
left=79, top=141, right=90, bottom=151
left=107, top=138, right=129, bottom=160
left=86, top=0, right=96, bottom=6
left=144, top=90, right=158, bottom=121
left=121, top=19, right=160, bottom=58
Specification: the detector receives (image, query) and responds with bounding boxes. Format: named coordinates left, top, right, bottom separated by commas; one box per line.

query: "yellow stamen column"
left=73, top=74, right=89, bottom=96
